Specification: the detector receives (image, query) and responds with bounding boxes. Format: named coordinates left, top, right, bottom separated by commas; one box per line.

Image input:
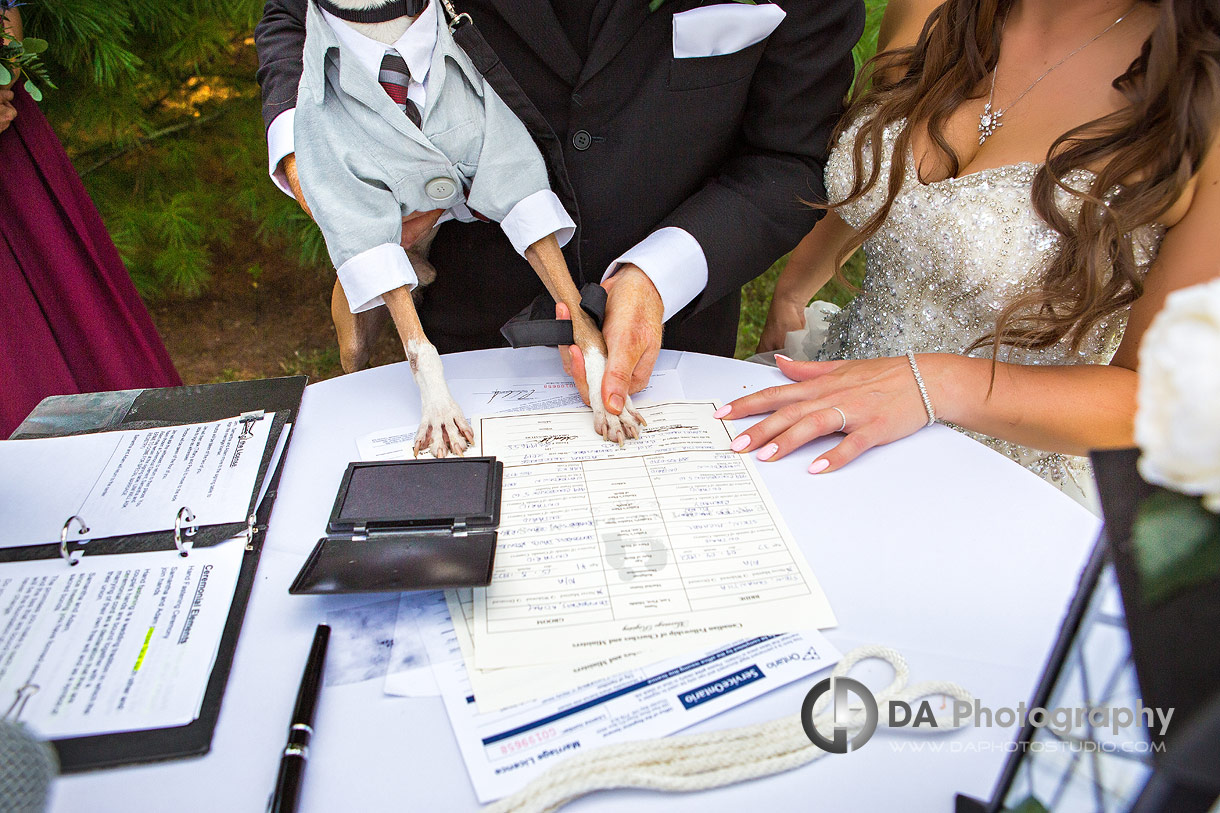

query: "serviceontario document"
left=391, top=583, right=840, bottom=802
left=0, top=537, right=245, bottom=738
left=472, top=401, right=837, bottom=669
left=0, top=414, right=274, bottom=548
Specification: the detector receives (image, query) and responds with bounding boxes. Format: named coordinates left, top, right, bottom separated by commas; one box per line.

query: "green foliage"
left=23, top=0, right=327, bottom=301
left=0, top=29, right=56, bottom=101
left=25, top=1, right=260, bottom=147
left=853, top=0, right=888, bottom=80
left=1131, top=490, right=1220, bottom=605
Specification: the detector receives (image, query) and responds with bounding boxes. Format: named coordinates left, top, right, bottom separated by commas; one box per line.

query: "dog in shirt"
left=291, top=0, right=643, bottom=455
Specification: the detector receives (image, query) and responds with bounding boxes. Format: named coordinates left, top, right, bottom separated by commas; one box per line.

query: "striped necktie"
left=378, top=50, right=422, bottom=128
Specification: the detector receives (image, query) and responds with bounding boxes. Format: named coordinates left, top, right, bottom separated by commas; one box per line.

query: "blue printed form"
left=432, top=626, right=840, bottom=801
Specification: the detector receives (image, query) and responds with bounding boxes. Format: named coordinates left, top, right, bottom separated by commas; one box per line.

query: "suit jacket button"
left=425, top=177, right=457, bottom=201
left=572, top=130, right=592, bottom=151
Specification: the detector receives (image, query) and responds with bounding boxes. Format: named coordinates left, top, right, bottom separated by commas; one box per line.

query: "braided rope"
left=485, top=646, right=973, bottom=813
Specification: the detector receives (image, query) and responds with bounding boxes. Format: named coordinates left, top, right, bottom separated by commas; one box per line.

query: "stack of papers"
left=356, top=373, right=840, bottom=801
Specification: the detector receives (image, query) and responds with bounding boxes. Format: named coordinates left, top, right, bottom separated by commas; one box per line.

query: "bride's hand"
left=756, top=292, right=807, bottom=354
left=716, top=354, right=947, bottom=473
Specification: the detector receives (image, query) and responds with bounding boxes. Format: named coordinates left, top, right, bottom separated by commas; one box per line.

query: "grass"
left=279, top=347, right=343, bottom=379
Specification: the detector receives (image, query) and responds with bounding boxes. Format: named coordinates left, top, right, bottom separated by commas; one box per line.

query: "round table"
left=50, top=348, right=1099, bottom=812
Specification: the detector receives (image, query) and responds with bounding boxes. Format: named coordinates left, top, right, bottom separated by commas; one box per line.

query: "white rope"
left=485, top=646, right=973, bottom=813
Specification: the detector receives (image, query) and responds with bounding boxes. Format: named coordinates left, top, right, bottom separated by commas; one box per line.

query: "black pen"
left=270, top=624, right=330, bottom=813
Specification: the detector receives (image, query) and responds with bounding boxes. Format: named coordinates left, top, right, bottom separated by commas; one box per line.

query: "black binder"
left=2, top=376, right=308, bottom=772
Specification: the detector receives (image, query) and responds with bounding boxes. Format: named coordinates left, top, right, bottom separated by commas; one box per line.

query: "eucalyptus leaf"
left=21, top=38, right=48, bottom=56
left=0, top=63, right=10, bottom=86
left=1005, top=797, right=1050, bottom=813
left=23, top=78, right=41, bottom=102
left=1132, top=490, right=1220, bottom=605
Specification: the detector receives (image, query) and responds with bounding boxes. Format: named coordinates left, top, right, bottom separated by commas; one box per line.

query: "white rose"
left=1135, top=277, right=1220, bottom=512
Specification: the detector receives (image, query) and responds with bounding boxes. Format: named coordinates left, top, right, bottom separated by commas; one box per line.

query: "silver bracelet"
left=906, top=351, right=936, bottom=427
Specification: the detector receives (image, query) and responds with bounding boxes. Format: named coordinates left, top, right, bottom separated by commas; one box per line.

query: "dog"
left=292, top=0, right=643, bottom=457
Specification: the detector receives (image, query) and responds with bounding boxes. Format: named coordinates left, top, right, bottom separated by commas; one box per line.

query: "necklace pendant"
left=978, top=103, right=1003, bottom=145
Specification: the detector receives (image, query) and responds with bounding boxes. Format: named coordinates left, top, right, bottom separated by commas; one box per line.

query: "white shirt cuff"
left=499, top=190, right=576, bottom=256
left=602, top=227, right=708, bottom=322
left=335, top=243, right=420, bottom=313
left=267, top=109, right=297, bottom=198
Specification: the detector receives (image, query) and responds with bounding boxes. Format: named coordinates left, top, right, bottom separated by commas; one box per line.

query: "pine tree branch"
left=78, top=103, right=233, bottom=177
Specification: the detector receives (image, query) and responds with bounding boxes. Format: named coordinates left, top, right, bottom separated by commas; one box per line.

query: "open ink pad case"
left=289, top=458, right=502, bottom=594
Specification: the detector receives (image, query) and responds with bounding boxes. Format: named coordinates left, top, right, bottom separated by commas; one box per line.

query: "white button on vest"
left=425, top=177, right=457, bottom=201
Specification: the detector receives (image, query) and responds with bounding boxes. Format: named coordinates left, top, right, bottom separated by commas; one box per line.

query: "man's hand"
left=280, top=153, right=313, bottom=218
left=0, top=89, right=16, bottom=135
left=558, top=264, right=663, bottom=414
left=401, top=208, right=443, bottom=250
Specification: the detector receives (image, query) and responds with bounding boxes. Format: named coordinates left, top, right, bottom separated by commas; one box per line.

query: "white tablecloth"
left=49, top=348, right=1099, bottom=812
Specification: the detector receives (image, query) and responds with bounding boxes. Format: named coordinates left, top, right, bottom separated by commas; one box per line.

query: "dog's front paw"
left=414, top=400, right=475, bottom=458
left=592, top=396, right=644, bottom=446
left=582, top=348, right=646, bottom=445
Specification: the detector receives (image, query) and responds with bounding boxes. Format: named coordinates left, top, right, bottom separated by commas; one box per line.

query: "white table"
left=50, top=349, right=1100, bottom=812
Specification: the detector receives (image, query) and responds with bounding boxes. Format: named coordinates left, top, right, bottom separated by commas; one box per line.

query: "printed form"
left=473, top=401, right=837, bottom=669
left=443, top=588, right=658, bottom=712
left=0, top=538, right=245, bottom=738
left=0, top=414, right=273, bottom=548
left=409, top=586, right=841, bottom=802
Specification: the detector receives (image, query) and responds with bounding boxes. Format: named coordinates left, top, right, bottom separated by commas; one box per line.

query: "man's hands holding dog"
left=282, top=152, right=439, bottom=252
left=558, top=263, right=664, bottom=415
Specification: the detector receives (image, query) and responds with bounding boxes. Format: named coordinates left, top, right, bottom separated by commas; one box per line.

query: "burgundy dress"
left=0, top=84, right=180, bottom=436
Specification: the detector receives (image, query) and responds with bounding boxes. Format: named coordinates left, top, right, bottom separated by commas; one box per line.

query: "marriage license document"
left=473, top=401, right=836, bottom=668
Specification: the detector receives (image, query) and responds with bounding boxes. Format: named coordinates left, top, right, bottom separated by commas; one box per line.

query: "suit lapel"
left=492, top=0, right=581, bottom=85
left=577, top=0, right=648, bottom=88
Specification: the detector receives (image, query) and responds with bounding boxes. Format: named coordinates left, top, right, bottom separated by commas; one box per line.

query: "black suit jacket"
left=255, top=0, right=863, bottom=355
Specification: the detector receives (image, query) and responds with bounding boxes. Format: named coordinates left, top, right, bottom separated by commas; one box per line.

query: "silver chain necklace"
left=978, top=4, right=1138, bottom=145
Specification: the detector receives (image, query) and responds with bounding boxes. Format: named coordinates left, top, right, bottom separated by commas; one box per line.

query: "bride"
left=719, top=0, right=1220, bottom=504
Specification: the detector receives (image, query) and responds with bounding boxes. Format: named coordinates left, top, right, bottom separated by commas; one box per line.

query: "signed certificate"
left=472, top=402, right=836, bottom=668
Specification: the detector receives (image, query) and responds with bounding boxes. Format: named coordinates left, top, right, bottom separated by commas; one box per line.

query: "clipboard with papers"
left=0, top=376, right=307, bottom=771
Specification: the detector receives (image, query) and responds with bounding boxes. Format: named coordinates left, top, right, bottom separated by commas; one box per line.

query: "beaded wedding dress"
left=807, top=115, right=1166, bottom=505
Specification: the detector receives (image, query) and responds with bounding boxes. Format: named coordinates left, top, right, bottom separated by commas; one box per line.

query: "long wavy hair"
left=832, top=0, right=1220, bottom=356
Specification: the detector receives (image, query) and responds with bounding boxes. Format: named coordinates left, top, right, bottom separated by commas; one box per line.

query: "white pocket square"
left=671, top=3, right=787, bottom=59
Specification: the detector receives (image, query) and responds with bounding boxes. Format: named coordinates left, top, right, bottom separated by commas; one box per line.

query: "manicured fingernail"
left=730, top=434, right=751, bottom=452
left=808, top=458, right=830, bottom=474
left=775, top=354, right=793, bottom=362
left=713, top=405, right=731, bottom=419
left=757, top=443, right=779, bottom=461
left=608, top=394, right=624, bottom=413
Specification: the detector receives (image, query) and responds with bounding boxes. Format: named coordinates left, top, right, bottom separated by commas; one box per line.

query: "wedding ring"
left=831, top=406, right=847, bottom=433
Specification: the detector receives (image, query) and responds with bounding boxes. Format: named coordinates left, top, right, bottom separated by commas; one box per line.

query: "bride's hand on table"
left=716, top=354, right=950, bottom=473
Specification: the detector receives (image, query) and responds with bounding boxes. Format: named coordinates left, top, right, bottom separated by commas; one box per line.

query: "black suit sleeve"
left=255, top=0, right=309, bottom=131
left=660, top=0, right=864, bottom=317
